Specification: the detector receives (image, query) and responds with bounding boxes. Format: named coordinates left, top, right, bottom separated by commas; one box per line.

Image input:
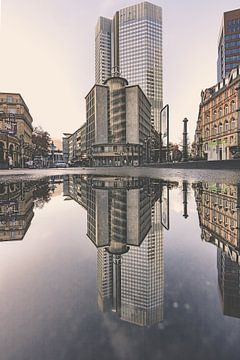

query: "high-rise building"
left=95, top=2, right=163, bottom=131
left=95, top=17, right=112, bottom=85
left=217, top=8, right=240, bottom=81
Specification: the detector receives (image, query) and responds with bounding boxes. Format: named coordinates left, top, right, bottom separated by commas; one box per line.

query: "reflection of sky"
left=0, top=179, right=240, bottom=359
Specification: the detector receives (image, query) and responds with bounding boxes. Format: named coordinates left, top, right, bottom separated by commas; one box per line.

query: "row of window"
left=225, top=47, right=240, bottom=55
left=226, top=54, right=240, bottom=62
left=226, top=62, right=239, bottom=70
left=225, top=40, right=240, bottom=48
left=227, top=18, right=240, bottom=33
left=225, top=33, right=240, bottom=40
left=204, top=102, right=236, bottom=120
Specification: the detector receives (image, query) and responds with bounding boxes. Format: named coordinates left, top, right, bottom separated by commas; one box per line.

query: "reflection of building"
left=95, top=2, right=163, bottom=131
left=0, top=179, right=53, bottom=241
left=194, top=66, right=240, bottom=161
left=194, top=182, right=240, bottom=256
left=0, top=92, right=33, bottom=168
left=217, top=9, right=240, bottom=81
left=194, top=181, right=240, bottom=318
left=0, top=182, right=34, bottom=241
left=64, top=175, right=169, bottom=326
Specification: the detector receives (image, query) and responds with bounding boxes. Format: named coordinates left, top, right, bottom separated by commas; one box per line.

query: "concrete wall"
left=95, top=86, right=108, bottom=144
left=127, top=189, right=140, bottom=245
left=126, top=87, right=139, bottom=143
left=96, top=190, right=109, bottom=246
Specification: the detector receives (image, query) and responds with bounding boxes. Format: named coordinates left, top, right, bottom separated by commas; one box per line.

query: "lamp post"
left=182, top=118, right=189, bottom=162
left=20, top=135, right=24, bottom=168
left=50, top=141, right=55, bottom=167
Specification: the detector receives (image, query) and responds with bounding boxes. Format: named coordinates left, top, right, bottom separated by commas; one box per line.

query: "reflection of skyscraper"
left=194, top=181, right=240, bottom=318
left=63, top=175, right=166, bottom=327
left=120, top=200, right=164, bottom=326
left=217, top=249, right=240, bottom=318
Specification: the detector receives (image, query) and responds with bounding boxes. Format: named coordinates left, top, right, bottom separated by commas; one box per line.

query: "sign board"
left=160, top=105, right=169, bottom=148
left=161, top=185, right=169, bottom=230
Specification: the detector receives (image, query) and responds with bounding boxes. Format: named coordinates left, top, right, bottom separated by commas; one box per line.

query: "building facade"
left=217, top=8, right=240, bottom=82
left=0, top=93, right=33, bottom=168
left=95, top=2, right=163, bottom=131
left=195, top=65, right=240, bottom=161
left=85, top=76, right=152, bottom=166
left=62, top=123, right=87, bottom=165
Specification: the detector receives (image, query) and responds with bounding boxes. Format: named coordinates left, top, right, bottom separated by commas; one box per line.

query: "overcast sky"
left=0, top=0, right=240, bottom=143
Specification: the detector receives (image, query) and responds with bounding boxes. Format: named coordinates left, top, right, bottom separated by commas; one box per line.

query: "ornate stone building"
left=0, top=93, right=33, bottom=168
left=195, top=66, right=240, bottom=160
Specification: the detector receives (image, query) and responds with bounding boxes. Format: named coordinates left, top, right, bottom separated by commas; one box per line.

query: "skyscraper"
left=95, top=2, right=163, bottom=131
left=217, top=8, right=240, bottom=81
left=95, top=17, right=112, bottom=85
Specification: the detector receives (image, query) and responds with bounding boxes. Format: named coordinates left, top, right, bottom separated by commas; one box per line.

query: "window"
left=231, top=119, right=236, bottom=129
left=231, top=101, right=235, bottom=112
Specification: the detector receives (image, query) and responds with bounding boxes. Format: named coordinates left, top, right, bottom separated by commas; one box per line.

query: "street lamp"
left=20, top=135, right=24, bottom=168
left=50, top=141, right=55, bottom=167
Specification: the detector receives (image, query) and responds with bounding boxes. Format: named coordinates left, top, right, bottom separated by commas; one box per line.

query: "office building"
left=95, top=2, right=163, bottom=130
left=217, top=8, right=240, bottom=81
left=85, top=75, right=152, bottom=166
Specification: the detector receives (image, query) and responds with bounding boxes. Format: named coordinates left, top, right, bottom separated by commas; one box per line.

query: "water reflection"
left=194, top=181, right=240, bottom=318
left=0, top=179, right=55, bottom=241
left=1, top=174, right=240, bottom=327
left=63, top=175, right=180, bottom=326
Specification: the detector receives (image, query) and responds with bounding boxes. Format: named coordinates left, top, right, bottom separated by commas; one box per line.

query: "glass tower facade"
left=217, top=9, right=240, bottom=81
left=119, top=2, right=163, bottom=131
left=95, top=2, right=163, bottom=131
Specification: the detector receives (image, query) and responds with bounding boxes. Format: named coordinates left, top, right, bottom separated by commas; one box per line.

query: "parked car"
left=25, top=160, right=34, bottom=168
left=233, top=152, right=240, bottom=159
left=54, top=162, right=68, bottom=168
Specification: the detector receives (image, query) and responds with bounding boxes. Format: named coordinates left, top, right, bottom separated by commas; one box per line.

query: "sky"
left=0, top=0, right=240, bottom=144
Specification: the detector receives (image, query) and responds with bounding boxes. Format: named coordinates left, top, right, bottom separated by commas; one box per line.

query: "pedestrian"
left=8, top=156, right=13, bottom=169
